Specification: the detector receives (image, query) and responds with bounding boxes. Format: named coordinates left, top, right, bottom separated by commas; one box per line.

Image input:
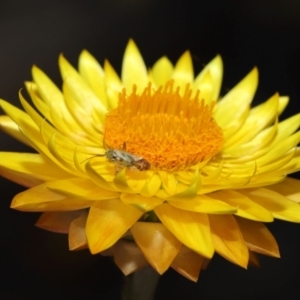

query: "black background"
left=1, top=0, right=300, bottom=299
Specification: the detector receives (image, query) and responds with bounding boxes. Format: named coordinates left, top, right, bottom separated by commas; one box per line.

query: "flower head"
left=1, top=40, right=300, bottom=281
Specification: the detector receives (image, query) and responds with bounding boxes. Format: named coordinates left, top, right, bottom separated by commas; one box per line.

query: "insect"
left=84, top=140, right=151, bottom=174
left=105, top=143, right=151, bottom=174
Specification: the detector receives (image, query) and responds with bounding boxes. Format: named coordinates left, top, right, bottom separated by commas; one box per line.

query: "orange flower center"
left=104, top=81, right=223, bottom=171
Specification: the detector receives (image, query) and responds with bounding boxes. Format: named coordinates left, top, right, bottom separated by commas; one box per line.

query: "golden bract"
left=0, top=40, right=300, bottom=282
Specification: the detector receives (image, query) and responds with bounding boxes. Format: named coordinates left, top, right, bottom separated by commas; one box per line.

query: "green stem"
left=121, top=266, right=160, bottom=300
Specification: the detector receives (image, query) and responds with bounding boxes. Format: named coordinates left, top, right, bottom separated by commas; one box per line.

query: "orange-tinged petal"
left=154, top=203, right=214, bottom=258
left=248, top=251, right=260, bottom=267
left=121, top=194, right=164, bottom=212
left=235, top=217, right=280, bottom=257
left=45, top=178, right=119, bottom=200
left=267, top=177, right=300, bottom=203
left=35, top=211, right=83, bottom=233
left=241, top=188, right=300, bottom=222
left=69, top=211, right=88, bottom=250
left=106, top=240, right=148, bottom=275
left=171, top=245, right=205, bottom=282
left=130, top=222, right=182, bottom=274
left=11, top=184, right=93, bottom=211
left=210, top=190, right=274, bottom=222
left=209, top=214, right=249, bottom=268
left=86, top=199, right=143, bottom=254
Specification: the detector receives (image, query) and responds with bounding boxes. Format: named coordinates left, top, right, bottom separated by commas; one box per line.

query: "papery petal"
left=106, top=240, right=148, bottom=275
left=151, top=57, right=173, bottom=87
left=235, top=217, right=280, bottom=257
left=11, top=184, right=93, bottom=211
left=154, top=204, right=214, bottom=258
left=131, top=222, right=181, bottom=274
left=86, top=199, right=143, bottom=253
left=171, top=245, right=205, bottom=282
left=69, top=211, right=88, bottom=250
left=241, top=188, right=300, bottom=222
left=121, top=193, right=164, bottom=211
left=209, top=214, right=249, bottom=268
left=36, top=211, right=83, bottom=233
left=267, top=177, right=300, bottom=202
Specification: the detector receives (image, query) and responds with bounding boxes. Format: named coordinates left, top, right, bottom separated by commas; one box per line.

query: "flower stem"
left=121, top=266, right=160, bottom=300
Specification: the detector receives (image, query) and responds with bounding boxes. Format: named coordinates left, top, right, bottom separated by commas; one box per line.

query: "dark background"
left=1, top=0, right=300, bottom=299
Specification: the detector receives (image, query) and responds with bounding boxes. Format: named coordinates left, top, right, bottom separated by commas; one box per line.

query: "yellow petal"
left=248, top=251, right=260, bottom=267
left=171, top=245, right=205, bottom=282
left=78, top=50, right=108, bottom=107
left=209, top=214, right=249, bottom=268
left=210, top=190, right=274, bottom=222
left=168, top=194, right=237, bottom=214
left=46, top=178, right=119, bottom=200
left=121, top=193, right=164, bottom=212
left=69, top=211, right=88, bottom=250
left=194, top=55, right=223, bottom=102
left=104, top=60, right=123, bottom=109
left=0, top=115, right=31, bottom=146
left=107, top=240, right=148, bottom=275
left=86, top=199, right=143, bottom=253
left=235, top=217, right=280, bottom=257
left=215, top=68, right=258, bottom=128
left=0, top=152, right=71, bottom=183
left=11, top=184, right=93, bottom=211
left=154, top=203, right=214, bottom=258
left=241, top=188, right=300, bottom=222
left=267, top=177, right=300, bottom=202
left=151, top=56, right=173, bottom=87
left=122, top=40, right=148, bottom=92
left=171, top=51, right=194, bottom=91
left=131, top=222, right=181, bottom=274
left=35, top=211, right=83, bottom=233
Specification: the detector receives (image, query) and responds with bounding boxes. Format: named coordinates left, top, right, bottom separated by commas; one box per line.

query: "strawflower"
left=1, top=40, right=300, bottom=283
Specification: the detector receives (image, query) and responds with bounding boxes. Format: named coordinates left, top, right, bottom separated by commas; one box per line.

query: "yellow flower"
left=1, top=40, right=300, bottom=282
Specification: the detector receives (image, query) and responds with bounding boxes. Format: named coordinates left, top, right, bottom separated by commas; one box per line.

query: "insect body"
left=106, top=147, right=151, bottom=173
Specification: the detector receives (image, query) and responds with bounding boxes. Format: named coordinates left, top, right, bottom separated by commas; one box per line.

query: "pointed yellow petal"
left=0, top=152, right=71, bottom=183
left=168, top=194, right=237, bottom=214
left=46, top=178, right=119, bottom=200
left=121, top=193, right=164, bottom=211
left=86, top=199, right=143, bottom=253
left=235, top=217, right=280, bottom=257
left=78, top=50, right=108, bottom=107
left=210, top=190, right=274, bottom=222
left=194, top=55, right=223, bottom=101
left=131, top=222, right=181, bottom=274
left=267, top=177, right=300, bottom=202
left=69, top=211, right=88, bottom=250
left=241, top=188, right=300, bottom=222
left=104, top=60, right=123, bottom=109
left=215, top=68, right=258, bottom=128
left=172, top=51, right=194, bottom=90
left=151, top=56, right=173, bottom=87
left=108, top=240, right=148, bottom=275
left=0, top=115, right=31, bottom=146
left=154, top=203, right=214, bottom=258
left=35, top=211, right=83, bottom=233
left=209, top=214, right=249, bottom=268
left=11, top=184, right=93, bottom=211
left=171, top=245, right=205, bottom=282
left=122, top=40, right=148, bottom=92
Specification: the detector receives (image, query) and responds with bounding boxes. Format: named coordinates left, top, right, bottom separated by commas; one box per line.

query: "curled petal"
left=69, top=211, right=88, bottom=250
